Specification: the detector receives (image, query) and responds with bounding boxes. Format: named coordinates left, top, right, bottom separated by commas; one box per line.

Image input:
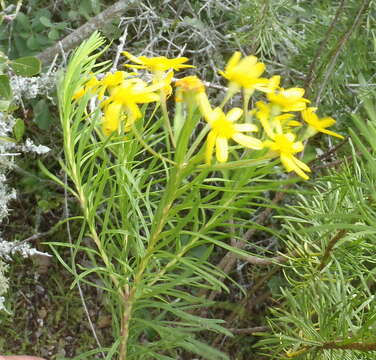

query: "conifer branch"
left=315, top=0, right=372, bottom=105
left=322, top=341, right=376, bottom=351
left=304, top=0, right=346, bottom=94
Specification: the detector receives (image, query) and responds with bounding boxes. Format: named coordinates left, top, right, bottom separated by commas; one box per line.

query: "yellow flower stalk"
left=301, top=107, right=344, bottom=139
left=263, top=132, right=311, bottom=180
left=123, top=51, right=194, bottom=73
left=204, top=107, right=263, bottom=164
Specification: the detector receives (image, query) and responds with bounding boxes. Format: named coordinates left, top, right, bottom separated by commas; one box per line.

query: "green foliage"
left=258, top=95, right=376, bottom=359
left=0, top=74, right=11, bottom=99
left=0, top=0, right=103, bottom=57
left=9, top=56, right=41, bottom=76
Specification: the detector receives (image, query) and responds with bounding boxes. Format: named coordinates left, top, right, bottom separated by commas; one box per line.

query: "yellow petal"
left=319, top=128, right=344, bottom=139
left=196, top=92, right=213, bottom=122
left=226, top=51, right=242, bottom=71
left=287, top=120, right=302, bottom=127
left=292, top=156, right=311, bottom=172
left=280, top=154, right=309, bottom=180
left=124, top=64, right=147, bottom=70
left=319, top=117, right=336, bottom=127
left=216, top=137, right=228, bottom=162
left=246, top=62, right=265, bottom=79
left=292, top=141, right=304, bottom=153
left=205, top=131, right=216, bottom=165
left=226, top=107, right=243, bottom=122
left=232, top=133, right=263, bottom=149
left=234, top=124, right=258, bottom=132
left=102, top=103, right=122, bottom=135
left=208, top=107, right=224, bottom=124
left=282, top=88, right=305, bottom=98
left=126, top=102, right=142, bottom=123
left=122, top=51, right=144, bottom=64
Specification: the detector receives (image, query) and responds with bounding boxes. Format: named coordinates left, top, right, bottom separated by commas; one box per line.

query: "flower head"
left=301, top=107, right=344, bottom=139
left=219, top=51, right=269, bottom=92
left=123, top=51, right=194, bottom=73
left=175, top=75, right=206, bottom=106
left=102, top=103, right=123, bottom=136
left=255, top=101, right=300, bottom=139
left=267, top=85, right=310, bottom=112
left=72, top=74, right=100, bottom=100
left=101, top=78, right=161, bottom=133
left=98, top=71, right=127, bottom=99
left=175, top=76, right=205, bottom=94
left=263, top=133, right=310, bottom=179
left=204, top=107, right=263, bottom=164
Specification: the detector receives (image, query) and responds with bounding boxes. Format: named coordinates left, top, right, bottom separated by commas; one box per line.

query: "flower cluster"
left=74, top=51, right=344, bottom=180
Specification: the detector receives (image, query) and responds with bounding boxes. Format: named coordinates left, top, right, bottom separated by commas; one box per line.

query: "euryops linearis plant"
left=47, top=32, right=345, bottom=359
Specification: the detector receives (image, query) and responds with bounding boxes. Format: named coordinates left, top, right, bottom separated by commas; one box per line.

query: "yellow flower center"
left=274, top=134, right=295, bottom=154
left=212, top=118, right=235, bottom=138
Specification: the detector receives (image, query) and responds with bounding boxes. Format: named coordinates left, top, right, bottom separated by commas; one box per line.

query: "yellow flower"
left=267, top=83, right=310, bottom=112
left=102, top=103, right=123, bottom=136
left=204, top=107, right=263, bottom=164
left=154, top=70, right=174, bottom=98
left=175, top=75, right=205, bottom=106
left=122, top=51, right=194, bottom=73
left=219, top=51, right=269, bottom=92
left=255, top=101, right=300, bottom=138
left=98, top=71, right=127, bottom=99
left=301, top=107, right=344, bottom=139
left=263, top=133, right=311, bottom=180
left=72, top=75, right=100, bottom=100
left=175, top=76, right=205, bottom=93
left=101, top=78, right=161, bottom=133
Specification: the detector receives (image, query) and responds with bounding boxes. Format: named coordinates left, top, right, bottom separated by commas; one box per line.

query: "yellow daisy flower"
left=175, top=75, right=206, bottom=105
left=98, top=71, right=127, bottom=99
left=102, top=103, right=123, bottom=136
left=219, top=51, right=269, bottom=92
left=301, top=107, right=344, bottom=139
left=122, top=51, right=194, bottom=73
left=72, top=75, right=100, bottom=100
left=255, top=101, right=301, bottom=138
left=263, top=132, right=311, bottom=180
left=101, top=78, right=161, bottom=134
left=267, top=84, right=310, bottom=112
left=204, top=107, right=263, bottom=164
left=175, top=76, right=205, bottom=94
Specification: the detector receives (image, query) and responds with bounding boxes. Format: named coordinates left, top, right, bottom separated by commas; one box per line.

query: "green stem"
left=118, top=162, right=187, bottom=356
left=160, top=92, right=176, bottom=149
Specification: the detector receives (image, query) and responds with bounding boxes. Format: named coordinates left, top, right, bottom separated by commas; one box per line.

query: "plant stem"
left=160, top=93, right=176, bottom=149
left=118, top=163, right=186, bottom=357
left=119, top=286, right=133, bottom=360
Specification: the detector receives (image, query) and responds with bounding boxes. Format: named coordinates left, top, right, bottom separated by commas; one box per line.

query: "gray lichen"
left=0, top=74, right=53, bottom=311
